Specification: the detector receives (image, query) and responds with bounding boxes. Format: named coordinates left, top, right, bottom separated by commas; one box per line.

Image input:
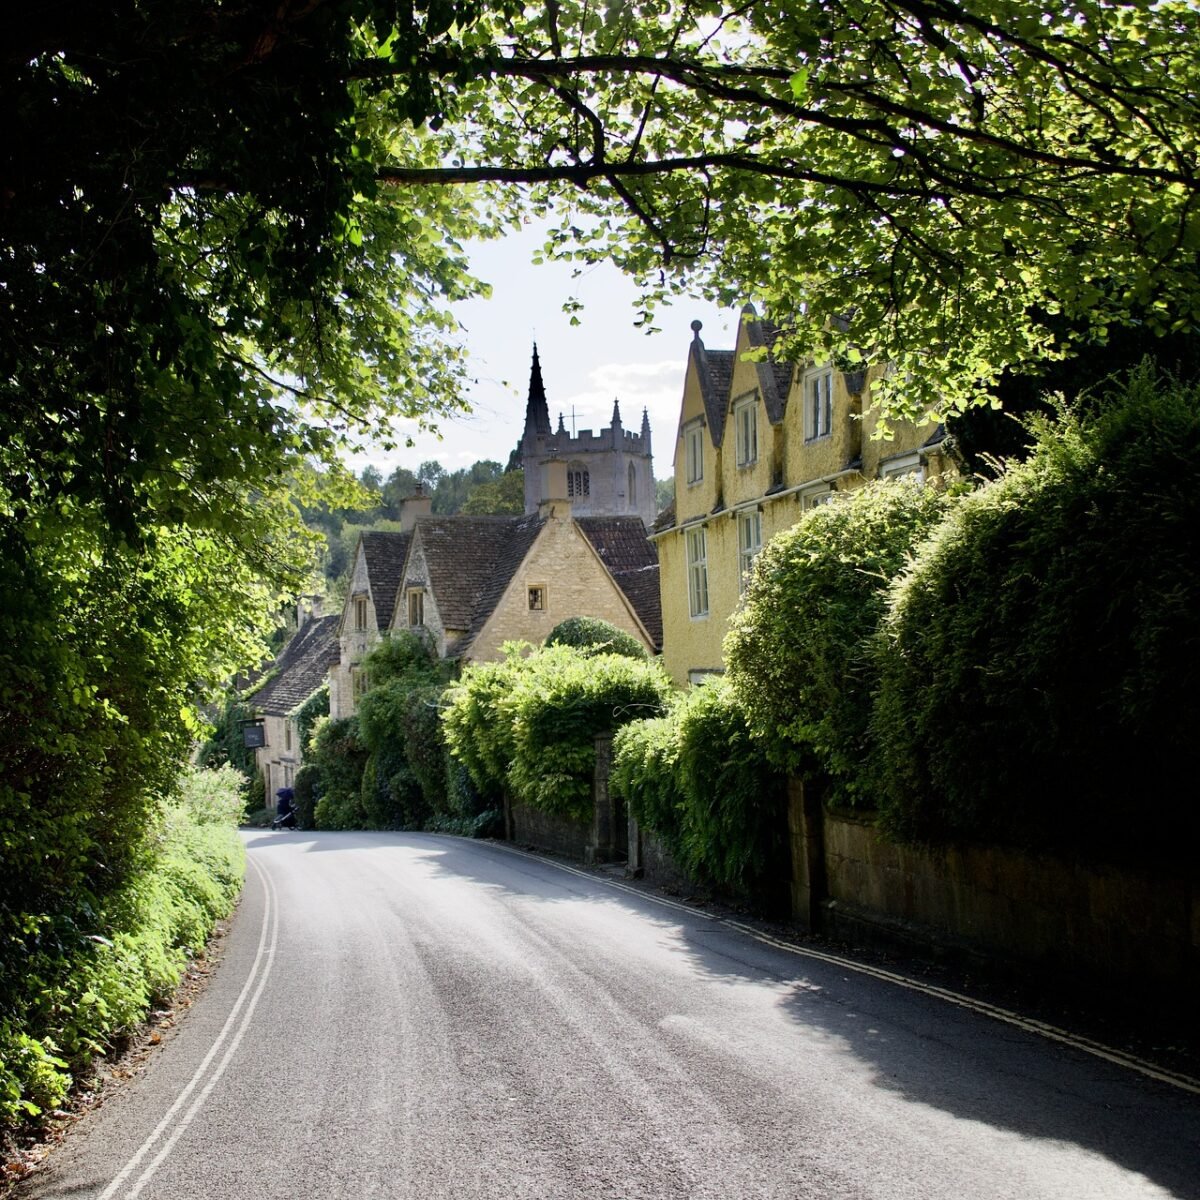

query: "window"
left=567, top=466, right=590, bottom=498
left=407, top=588, right=425, bottom=627
left=684, top=421, right=704, bottom=484
left=686, top=526, right=709, bottom=618
left=352, top=668, right=369, bottom=702
left=628, top=462, right=637, bottom=506
left=353, top=595, right=369, bottom=631
left=801, top=485, right=834, bottom=511
left=738, top=510, right=763, bottom=591
left=284, top=722, right=292, bottom=753
left=879, top=452, right=925, bottom=482
left=806, top=369, right=833, bottom=441
left=734, top=395, right=758, bottom=466
left=528, top=585, right=546, bottom=611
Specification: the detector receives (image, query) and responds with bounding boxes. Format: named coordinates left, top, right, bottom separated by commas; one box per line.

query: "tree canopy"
left=5, top=1, right=1199, bottom=532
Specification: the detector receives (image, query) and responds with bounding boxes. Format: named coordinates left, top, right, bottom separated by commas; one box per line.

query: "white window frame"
left=684, top=420, right=705, bottom=485
left=733, top=393, right=758, bottom=467
left=800, top=484, right=834, bottom=511
left=685, top=526, right=709, bottom=618
left=804, top=368, right=834, bottom=442
left=879, top=452, right=925, bottom=482
left=737, top=509, right=763, bottom=591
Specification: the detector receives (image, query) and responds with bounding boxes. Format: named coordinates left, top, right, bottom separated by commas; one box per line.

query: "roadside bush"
left=292, top=683, right=330, bottom=754
left=612, top=680, right=787, bottom=903
left=352, top=632, right=448, bottom=828
left=545, top=615, right=647, bottom=659
left=292, top=763, right=319, bottom=829
left=725, top=479, right=954, bottom=810
left=309, top=716, right=369, bottom=829
left=0, top=767, right=243, bottom=1129
left=444, top=643, right=671, bottom=819
left=873, top=367, right=1200, bottom=865
left=196, top=692, right=259, bottom=783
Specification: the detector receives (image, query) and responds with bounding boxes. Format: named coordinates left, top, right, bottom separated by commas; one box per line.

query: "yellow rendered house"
left=652, top=307, right=955, bottom=685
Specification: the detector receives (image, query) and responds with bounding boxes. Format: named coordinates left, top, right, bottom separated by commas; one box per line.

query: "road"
left=19, top=831, right=1200, bottom=1199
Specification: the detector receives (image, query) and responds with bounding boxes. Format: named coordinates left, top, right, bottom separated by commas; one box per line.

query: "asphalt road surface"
left=20, top=831, right=1200, bottom=1199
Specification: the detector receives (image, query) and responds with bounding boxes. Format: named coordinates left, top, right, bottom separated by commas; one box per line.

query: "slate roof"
left=360, top=531, right=412, bottom=630
left=250, top=615, right=340, bottom=717
left=413, top=514, right=546, bottom=653
left=577, top=517, right=663, bottom=651
left=650, top=497, right=676, bottom=535
left=743, top=311, right=794, bottom=425
left=689, top=323, right=734, bottom=449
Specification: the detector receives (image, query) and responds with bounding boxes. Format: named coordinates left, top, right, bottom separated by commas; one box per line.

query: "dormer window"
left=684, top=420, right=704, bottom=484
left=734, top=394, right=758, bottom=466
left=805, top=369, right=833, bottom=441
left=407, top=588, right=425, bottom=627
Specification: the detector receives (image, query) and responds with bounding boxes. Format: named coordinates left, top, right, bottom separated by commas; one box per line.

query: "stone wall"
left=789, top=783, right=1200, bottom=993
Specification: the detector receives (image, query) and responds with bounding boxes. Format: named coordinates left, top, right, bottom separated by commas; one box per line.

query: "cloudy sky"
left=351, top=221, right=737, bottom=481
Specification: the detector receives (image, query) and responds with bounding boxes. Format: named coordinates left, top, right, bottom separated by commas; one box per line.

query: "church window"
left=628, top=462, right=637, bottom=505
left=568, top=466, right=590, bottom=498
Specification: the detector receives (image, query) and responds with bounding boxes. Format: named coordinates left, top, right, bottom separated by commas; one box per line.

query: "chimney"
left=400, top=483, right=433, bottom=532
left=539, top=458, right=571, bottom=518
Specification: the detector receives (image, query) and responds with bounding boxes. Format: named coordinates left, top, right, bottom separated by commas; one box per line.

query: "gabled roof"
left=577, top=517, right=663, bottom=652
left=413, top=514, right=546, bottom=648
left=743, top=311, right=793, bottom=425
left=688, top=321, right=734, bottom=448
left=360, top=531, right=411, bottom=630
left=251, top=615, right=340, bottom=717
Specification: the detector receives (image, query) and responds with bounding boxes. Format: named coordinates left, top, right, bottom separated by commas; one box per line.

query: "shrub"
left=309, top=716, right=369, bottom=829
left=873, top=367, right=1200, bottom=865
left=545, top=616, right=647, bottom=659
left=292, top=683, right=330, bottom=754
left=196, top=692, right=259, bottom=783
left=0, top=768, right=243, bottom=1129
left=725, top=479, right=954, bottom=808
left=612, top=680, right=787, bottom=902
left=444, top=643, right=671, bottom=819
left=292, top=763, right=319, bottom=830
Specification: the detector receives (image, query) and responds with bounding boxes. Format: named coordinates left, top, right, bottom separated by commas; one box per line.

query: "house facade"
left=249, top=608, right=339, bottom=807
left=653, top=309, right=955, bottom=685
left=393, top=463, right=660, bottom=662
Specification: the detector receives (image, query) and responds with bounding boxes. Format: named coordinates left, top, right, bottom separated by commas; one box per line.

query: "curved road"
left=21, top=831, right=1200, bottom=1199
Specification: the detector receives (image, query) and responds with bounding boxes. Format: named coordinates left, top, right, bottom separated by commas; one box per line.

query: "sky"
left=349, top=221, right=737, bottom=482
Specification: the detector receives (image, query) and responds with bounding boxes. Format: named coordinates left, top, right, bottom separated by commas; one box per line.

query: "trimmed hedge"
left=873, top=368, right=1200, bottom=865
left=725, top=479, right=954, bottom=808
left=545, top=616, right=647, bottom=659
left=612, top=680, right=787, bottom=904
left=443, top=642, right=672, bottom=819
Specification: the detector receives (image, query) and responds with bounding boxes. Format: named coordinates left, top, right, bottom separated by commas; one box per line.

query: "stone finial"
left=557, top=412, right=566, bottom=435
left=690, top=319, right=703, bottom=337
left=611, top=397, right=622, bottom=428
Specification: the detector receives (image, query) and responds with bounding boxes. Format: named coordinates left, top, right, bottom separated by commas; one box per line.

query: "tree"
left=459, top=468, right=526, bottom=514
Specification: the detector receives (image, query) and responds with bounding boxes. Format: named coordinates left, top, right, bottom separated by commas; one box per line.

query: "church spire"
left=640, top=406, right=652, bottom=452
left=524, top=344, right=553, bottom=437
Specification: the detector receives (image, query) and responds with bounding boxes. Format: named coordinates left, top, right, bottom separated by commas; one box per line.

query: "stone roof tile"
left=360, top=531, right=412, bottom=630
left=251, top=615, right=340, bottom=717
left=576, top=517, right=662, bottom=651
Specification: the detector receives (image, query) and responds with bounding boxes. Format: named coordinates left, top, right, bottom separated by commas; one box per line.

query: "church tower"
left=520, top=345, right=656, bottom=527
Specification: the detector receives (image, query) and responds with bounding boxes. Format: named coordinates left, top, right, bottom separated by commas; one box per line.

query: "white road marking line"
left=485, top=839, right=1200, bottom=1098
left=98, top=854, right=279, bottom=1200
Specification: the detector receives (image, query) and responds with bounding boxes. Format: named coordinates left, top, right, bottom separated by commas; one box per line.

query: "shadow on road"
left=245, top=830, right=1200, bottom=1198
